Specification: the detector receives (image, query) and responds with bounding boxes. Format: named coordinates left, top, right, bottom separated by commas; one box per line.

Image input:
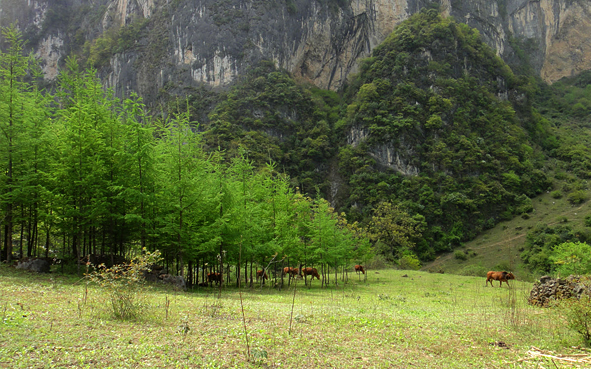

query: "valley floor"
left=0, top=266, right=589, bottom=368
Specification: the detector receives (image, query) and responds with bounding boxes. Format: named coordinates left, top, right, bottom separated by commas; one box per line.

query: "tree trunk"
left=19, top=215, right=25, bottom=259
left=44, top=226, right=50, bottom=259
left=249, top=260, right=253, bottom=288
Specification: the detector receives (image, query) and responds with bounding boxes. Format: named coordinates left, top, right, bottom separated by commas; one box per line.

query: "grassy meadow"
left=1, top=265, right=589, bottom=368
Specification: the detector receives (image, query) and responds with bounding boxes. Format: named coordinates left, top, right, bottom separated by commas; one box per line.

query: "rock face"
left=2, top=0, right=591, bottom=103
left=528, top=275, right=591, bottom=307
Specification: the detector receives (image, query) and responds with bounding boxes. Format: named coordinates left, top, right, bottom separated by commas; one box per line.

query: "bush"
left=551, top=190, right=563, bottom=199
left=585, top=215, right=591, bottom=227
left=549, top=241, right=591, bottom=275
left=521, top=213, right=530, bottom=219
left=454, top=250, right=468, bottom=261
left=557, top=294, right=591, bottom=346
left=515, top=194, right=533, bottom=214
left=86, top=249, right=162, bottom=320
left=567, top=190, right=589, bottom=205
left=458, top=263, right=487, bottom=277
left=494, top=261, right=512, bottom=271
left=364, top=254, right=391, bottom=270
left=398, top=254, right=421, bottom=270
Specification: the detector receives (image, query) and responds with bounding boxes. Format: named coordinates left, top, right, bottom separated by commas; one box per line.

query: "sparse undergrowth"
left=85, top=249, right=162, bottom=320
left=0, top=265, right=589, bottom=368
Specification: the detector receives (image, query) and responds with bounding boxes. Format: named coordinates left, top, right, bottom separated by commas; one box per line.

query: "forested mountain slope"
left=336, top=10, right=553, bottom=260
left=199, top=10, right=555, bottom=262
left=1, top=2, right=590, bottom=268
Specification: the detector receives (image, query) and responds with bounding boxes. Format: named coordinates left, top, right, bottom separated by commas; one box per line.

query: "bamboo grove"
left=0, top=26, right=371, bottom=285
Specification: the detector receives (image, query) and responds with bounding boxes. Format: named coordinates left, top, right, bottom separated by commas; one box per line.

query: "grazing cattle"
left=256, top=270, right=268, bottom=281
left=354, top=265, right=365, bottom=274
left=486, top=271, right=515, bottom=287
left=301, top=267, right=320, bottom=280
left=207, top=272, right=222, bottom=284
left=283, top=267, right=299, bottom=277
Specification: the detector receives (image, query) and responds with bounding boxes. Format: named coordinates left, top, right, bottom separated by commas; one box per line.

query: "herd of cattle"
left=202, top=265, right=363, bottom=285
left=183, top=267, right=516, bottom=289
left=12, top=255, right=517, bottom=290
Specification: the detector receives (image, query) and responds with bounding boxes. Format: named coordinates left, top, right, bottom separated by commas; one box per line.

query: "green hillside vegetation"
left=422, top=184, right=591, bottom=280
left=199, top=9, right=560, bottom=269
left=202, top=61, right=343, bottom=195
left=338, top=9, right=551, bottom=261
left=2, top=7, right=591, bottom=276
left=424, top=67, right=591, bottom=279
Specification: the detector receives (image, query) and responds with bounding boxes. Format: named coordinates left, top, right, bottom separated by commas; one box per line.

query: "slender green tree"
left=0, top=25, right=51, bottom=261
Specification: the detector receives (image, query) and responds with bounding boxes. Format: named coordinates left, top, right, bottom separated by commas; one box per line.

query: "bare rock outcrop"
left=5, top=0, right=591, bottom=104
left=528, top=275, right=590, bottom=307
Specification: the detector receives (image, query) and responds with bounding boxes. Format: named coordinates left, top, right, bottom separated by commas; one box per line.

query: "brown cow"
left=207, top=272, right=222, bottom=285
left=486, top=271, right=515, bottom=287
left=354, top=265, right=365, bottom=274
left=283, top=267, right=299, bottom=277
left=256, top=270, right=268, bottom=281
left=301, top=267, right=320, bottom=280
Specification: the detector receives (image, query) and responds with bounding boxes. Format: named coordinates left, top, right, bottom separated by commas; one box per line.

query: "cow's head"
left=506, top=272, right=515, bottom=280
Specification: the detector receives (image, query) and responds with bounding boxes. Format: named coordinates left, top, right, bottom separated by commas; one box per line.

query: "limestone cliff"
left=1, top=0, right=591, bottom=101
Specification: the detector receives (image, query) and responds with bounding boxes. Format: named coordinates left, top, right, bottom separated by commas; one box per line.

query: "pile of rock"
left=143, top=264, right=186, bottom=290
left=528, top=275, right=590, bottom=307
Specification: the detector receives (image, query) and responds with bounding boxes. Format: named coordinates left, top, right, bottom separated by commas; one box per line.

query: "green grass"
left=0, top=265, right=588, bottom=368
left=423, top=186, right=591, bottom=281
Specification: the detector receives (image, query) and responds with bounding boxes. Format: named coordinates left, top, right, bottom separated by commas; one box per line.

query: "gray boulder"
left=16, top=258, right=51, bottom=273
left=160, top=274, right=186, bottom=290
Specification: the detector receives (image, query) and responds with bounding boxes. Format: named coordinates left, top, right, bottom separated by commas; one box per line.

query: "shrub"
left=364, top=254, right=391, bottom=270
left=521, top=213, right=530, bottom=219
left=557, top=294, right=591, bottom=346
left=398, top=254, right=421, bottom=270
left=585, top=215, right=591, bottom=227
left=86, top=249, right=162, bottom=320
left=454, top=250, right=467, bottom=261
left=551, top=191, right=563, bottom=199
left=549, top=241, right=591, bottom=275
left=458, top=263, right=487, bottom=277
left=515, top=194, right=533, bottom=214
left=494, top=261, right=512, bottom=272
left=567, top=190, right=589, bottom=205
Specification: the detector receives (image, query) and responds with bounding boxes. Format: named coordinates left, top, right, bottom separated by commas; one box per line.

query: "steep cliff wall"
left=2, top=0, right=591, bottom=101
